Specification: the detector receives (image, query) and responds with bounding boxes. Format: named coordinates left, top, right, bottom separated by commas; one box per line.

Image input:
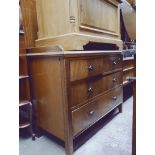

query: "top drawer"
left=70, top=55, right=122, bottom=81
left=70, top=57, right=103, bottom=81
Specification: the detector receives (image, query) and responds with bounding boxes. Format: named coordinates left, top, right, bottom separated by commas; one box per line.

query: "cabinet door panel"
left=79, top=0, right=119, bottom=36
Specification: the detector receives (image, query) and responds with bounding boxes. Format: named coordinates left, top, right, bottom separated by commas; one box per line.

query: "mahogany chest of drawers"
left=27, top=46, right=123, bottom=155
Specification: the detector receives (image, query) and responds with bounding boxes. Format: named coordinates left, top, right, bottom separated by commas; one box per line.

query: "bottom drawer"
left=72, top=86, right=123, bottom=136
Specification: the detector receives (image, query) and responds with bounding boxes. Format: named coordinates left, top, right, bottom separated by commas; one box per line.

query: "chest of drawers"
left=27, top=46, right=123, bottom=155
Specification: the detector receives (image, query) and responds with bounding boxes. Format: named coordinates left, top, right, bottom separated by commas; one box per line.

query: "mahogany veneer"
left=27, top=46, right=123, bottom=155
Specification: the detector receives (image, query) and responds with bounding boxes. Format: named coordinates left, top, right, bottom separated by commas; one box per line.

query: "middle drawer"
left=70, top=71, right=122, bottom=108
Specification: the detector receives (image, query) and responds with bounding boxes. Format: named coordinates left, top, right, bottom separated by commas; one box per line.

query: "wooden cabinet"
left=123, top=56, right=136, bottom=101
left=27, top=46, right=123, bottom=155
left=123, top=57, right=135, bottom=85
left=35, top=0, right=122, bottom=50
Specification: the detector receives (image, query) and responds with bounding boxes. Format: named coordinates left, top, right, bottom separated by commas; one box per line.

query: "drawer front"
left=70, top=57, right=104, bottom=81
left=70, top=71, right=123, bottom=108
left=123, top=59, right=135, bottom=70
left=72, top=86, right=123, bottom=136
left=70, top=55, right=122, bottom=82
left=103, top=55, right=122, bottom=73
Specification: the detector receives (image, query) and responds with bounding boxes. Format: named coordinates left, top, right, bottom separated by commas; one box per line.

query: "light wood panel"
left=35, top=33, right=123, bottom=50
left=79, top=0, right=119, bottom=36
left=36, top=0, right=71, bottom=38
left=35, top=0, right=122, bottom=50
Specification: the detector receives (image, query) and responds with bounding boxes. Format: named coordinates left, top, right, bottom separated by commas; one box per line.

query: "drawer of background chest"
left=123, top=59, right=135, bottom=70
left=70, top=71, right=123, bottom=108
left=72, top=86, right=123, bottom=136
left=69, top=55, right=122, bottom=82
left=123, top=68, right=134, bottom=82
left=103, top=55, right=122, bottom=74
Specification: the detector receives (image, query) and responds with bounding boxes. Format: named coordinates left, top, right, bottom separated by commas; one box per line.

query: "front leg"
left=118, top=103, right=123, bottom=113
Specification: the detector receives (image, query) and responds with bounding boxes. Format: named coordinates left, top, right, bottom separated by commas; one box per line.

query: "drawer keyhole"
left=88, top=111, right=95, bottom=116
left=88, top=64, right=94, bottom=71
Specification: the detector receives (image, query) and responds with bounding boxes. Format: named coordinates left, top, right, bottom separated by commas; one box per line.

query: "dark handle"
left=88, top=64, right=94, bottom=71
left=88, top=87, right=93, bottom=93
left=88, top=110, right=95, bottom=116
left=112, top=78, right=117, bottom=82
left=112, top=96, right=117, bottom=100
left=113, top=61, right=117, bottom=65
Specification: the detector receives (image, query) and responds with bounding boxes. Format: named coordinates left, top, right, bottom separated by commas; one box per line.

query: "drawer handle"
left=112, top=96, right=117, bottom=100
left=88, top=64, right=94, bottom=71
left=88, top=111, right=95, bottom=116
left=112, top=78, right=117, bottom=82
left=113, top=61, right=117, bottom=65
left=88, top=87, right=93, bottom=93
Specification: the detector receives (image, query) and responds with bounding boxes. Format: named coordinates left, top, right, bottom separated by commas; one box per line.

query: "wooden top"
left=26, top=45, right=122, bottom=58
left=123, top=57, right=134, bottom=61
left=27, top=51, right=122, bottom=58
